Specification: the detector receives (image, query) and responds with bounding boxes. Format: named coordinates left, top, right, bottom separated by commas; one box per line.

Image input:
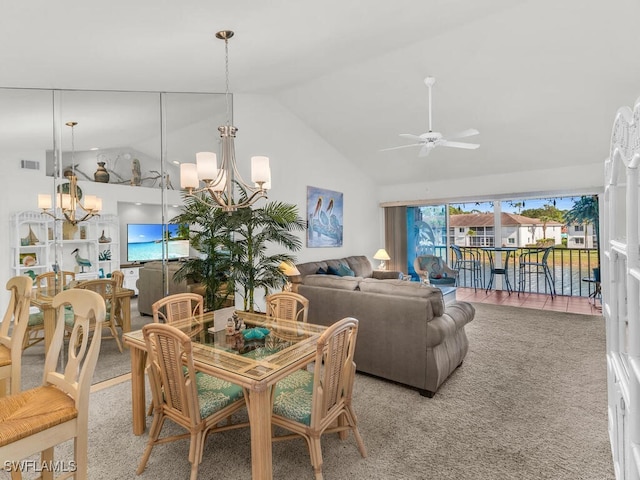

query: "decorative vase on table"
left=94, top=162, right=110, bottom=183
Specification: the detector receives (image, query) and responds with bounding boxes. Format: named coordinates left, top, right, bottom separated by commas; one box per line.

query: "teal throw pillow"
left=326, top=265, right=340, bottom=275
left=336, top=263, right=355, bottom=277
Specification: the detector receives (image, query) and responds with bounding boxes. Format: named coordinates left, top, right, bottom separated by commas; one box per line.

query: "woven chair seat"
left=0, top=385, right=77, bottom=446
left=273, top=369, right=314, bottom=426
left=0, top=345, right=10, bottom=368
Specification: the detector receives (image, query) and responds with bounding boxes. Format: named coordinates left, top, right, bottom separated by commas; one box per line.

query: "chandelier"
left=38, top=121, right=102, bottom=225
left=179, top=30, right=271, bottom=212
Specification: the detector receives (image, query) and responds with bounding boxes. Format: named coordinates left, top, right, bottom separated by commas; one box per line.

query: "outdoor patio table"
left=481, top=246, right=518, bottom=294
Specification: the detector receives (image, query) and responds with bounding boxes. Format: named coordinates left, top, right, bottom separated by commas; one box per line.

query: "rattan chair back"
left=151, top=292, right=204, bottom=325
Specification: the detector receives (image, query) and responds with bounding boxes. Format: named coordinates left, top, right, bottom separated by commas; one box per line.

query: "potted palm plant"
left=226, top=198, right=305, bottom=312
left=170, top=193, right=235, bottom=312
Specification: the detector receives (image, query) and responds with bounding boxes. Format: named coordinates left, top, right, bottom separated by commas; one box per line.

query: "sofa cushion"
left=358, top=278, right=445, bottom=316
left=303, top=274, right=362, bottom=291
left=344, top=256, right=374, bottom=278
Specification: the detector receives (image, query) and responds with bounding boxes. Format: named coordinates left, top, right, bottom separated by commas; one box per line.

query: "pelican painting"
left=306, top=186, right=343, bottom=248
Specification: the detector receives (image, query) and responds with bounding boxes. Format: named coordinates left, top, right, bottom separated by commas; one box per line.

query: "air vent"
left=21, top=160, right=40, bottom=170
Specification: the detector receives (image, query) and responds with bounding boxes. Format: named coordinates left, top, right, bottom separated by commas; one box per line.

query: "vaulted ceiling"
left=2, top=0, right=639, bottom=187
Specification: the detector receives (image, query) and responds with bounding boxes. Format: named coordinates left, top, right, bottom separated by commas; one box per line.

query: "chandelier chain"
left=224, top=36, right=231, bottom=125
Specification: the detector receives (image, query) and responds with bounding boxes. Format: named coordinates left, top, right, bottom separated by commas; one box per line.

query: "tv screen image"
left=127, top=224, right=190, bottom=263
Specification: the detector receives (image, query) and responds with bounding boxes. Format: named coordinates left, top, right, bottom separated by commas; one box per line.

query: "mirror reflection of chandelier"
left=38, top=121, right=102, bottom=225
left=179, top=30, right=271, bottom=212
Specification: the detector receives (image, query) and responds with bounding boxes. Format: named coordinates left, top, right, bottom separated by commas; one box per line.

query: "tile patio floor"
left=455, top=287, right=603, bottom=316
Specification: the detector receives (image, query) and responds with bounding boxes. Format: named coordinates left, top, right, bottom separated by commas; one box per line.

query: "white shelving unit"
left=11, top=212, right=119, bottom=280
left=11, top=211, right=54, bottom=278
left=603, top=95, right=640, bottom=480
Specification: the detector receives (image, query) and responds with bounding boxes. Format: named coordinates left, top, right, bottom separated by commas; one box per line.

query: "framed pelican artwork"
left=306, top=186, right=343, bottom=247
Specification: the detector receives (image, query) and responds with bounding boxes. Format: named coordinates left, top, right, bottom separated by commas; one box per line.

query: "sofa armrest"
left=371, top=270, right=402, bottom=280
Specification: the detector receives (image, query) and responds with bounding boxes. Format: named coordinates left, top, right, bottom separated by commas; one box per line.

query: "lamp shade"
left=251, top=156, right=270, bottom=184
left=279, top=261, right=301, bottom=277
left=38, top=194, right=52, bottom=209
left=373, top=249, right=391, bottom=261
left=196, top=152, right=217, bottom=181
left=180, top=163, right=199, bottom=189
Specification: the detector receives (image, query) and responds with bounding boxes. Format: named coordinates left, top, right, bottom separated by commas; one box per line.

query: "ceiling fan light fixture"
left=380, top=75, right=480, bottom=157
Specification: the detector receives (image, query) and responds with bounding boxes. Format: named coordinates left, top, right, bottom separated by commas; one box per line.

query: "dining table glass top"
left=123, top=311, right=327, bottom=384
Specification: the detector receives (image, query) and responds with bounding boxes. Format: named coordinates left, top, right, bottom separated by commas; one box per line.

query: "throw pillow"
left=316, top=267, right=327, bottom=275
left=336, top=263, right=355, bottom=277
left=326, top=265, right=340, bottom=275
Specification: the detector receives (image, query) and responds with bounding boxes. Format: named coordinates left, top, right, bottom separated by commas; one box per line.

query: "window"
left=507, top=238, right=515, bottom=244
left=574, top=237, right=585, bottom=245
left=459, top=228, right=464, bottom=233
left=574, top=225, right=584, bottom=232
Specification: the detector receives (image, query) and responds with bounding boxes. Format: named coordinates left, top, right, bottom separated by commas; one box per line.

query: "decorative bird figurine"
left=71, top=248, right=92, bottom=273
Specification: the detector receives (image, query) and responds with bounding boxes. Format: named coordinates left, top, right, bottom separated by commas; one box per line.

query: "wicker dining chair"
left=66, top=278, right=123, bottom=352
left=137, top=323, right=249, bottom=480
left=151, top=292, right=204, bottom=325
left=23, top=270, right=76, bottom=350
left=109, top=270, right=125, bottom=330
left=265, top=291, right=309, bottom=323
left=0, top=276, right=32, bottom=397
left=0, top=288, right=105, bottom=480
left=271, top=317, right=367, bottom=480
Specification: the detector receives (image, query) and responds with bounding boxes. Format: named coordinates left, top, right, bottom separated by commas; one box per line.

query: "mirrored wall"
left=0, top=87, right=226, bottom=304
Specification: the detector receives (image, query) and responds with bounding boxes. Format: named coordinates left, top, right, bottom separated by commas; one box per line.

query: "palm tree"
left=227, top=200, right=305, bottom=312
left=565, top=195, right=600, bottom=275
left=565, top=196, right=599, bottom=248
left=170, top=192, right=235, bottom=311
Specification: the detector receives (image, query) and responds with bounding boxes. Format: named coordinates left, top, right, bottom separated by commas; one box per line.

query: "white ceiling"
left=2, top=0, right=640, bottom=187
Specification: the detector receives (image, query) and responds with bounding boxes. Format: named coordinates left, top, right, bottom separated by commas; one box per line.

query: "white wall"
left=378, top=163, right=604, bottom=205
left=232, top=94, right=381, bottom=263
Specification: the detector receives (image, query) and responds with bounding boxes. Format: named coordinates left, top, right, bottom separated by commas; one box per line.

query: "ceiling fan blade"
left=439, top=140, right=480, bottom=149
left=446, top=128, right=479, bottom=140
left=379, top=143, right=422, bottom=152
left=399, top=133, right=424, bottom=141
left=418, top=144, right=433, bottom=157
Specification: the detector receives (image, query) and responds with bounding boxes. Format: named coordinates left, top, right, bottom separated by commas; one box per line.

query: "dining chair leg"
left=309, top=435, right=324, bottom=480
left=137, top=413, right=164, bottom=474
left=41, top=447, right=54, bottom=480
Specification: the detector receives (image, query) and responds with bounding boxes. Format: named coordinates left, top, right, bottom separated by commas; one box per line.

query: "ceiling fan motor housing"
left=420, top=131, right=442, bottom=142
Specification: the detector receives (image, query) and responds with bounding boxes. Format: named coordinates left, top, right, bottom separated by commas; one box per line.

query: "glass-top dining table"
left=123, top=310, right=328, bottom=480
left=30, top=284, right=134, bottom=353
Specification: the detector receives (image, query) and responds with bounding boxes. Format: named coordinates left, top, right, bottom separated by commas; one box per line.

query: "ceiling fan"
left=381, top=76, right=480, bottom=157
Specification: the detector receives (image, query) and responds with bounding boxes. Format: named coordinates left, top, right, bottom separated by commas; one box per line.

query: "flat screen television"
left=127, top=223, right=190, bottom=263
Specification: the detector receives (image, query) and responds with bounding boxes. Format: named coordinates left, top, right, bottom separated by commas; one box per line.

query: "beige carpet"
left=13, top=302, right=613, bottom=480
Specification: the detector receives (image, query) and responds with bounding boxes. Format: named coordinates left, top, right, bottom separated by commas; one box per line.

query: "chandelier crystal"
left=179, top=30, right=271, bottom=212
left=38, top=121, right=102, bottom=225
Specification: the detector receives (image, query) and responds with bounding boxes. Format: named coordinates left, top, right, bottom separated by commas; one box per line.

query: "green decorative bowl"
left=241, top=327, right=270, bottom=340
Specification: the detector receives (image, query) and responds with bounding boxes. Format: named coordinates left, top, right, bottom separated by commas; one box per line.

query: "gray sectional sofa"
left=293, top=255, right=475, bottom=397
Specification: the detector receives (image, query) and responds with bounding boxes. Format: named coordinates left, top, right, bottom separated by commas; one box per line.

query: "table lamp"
left=373, top=249, right=391, bottom=270
left=279, top=261, right=301, bottom=291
